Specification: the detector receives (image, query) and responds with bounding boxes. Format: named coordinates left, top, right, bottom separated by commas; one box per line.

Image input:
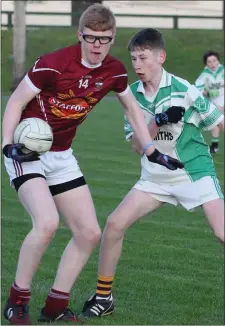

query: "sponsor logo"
left=154, top=131, right=173, bottom=141
left=48, top=89, right=98, bottom=120
left=208, top=82, right=223, bottom=90
left=148, top=103, right=155, bottom=110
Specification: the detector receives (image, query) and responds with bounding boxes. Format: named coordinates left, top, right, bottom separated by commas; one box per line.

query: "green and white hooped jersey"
left=195, top=64, right=224, bottom=107
left=124, top=69, right=224, bottom=184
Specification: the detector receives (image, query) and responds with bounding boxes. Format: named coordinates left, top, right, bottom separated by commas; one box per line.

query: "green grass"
left=1, top=94, right=224, bottom=325
left=1, top=28, right=224, bottom=94
left=1, top=27, right=224, bottom=324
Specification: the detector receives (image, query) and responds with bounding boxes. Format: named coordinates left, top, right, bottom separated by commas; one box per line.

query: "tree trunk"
left=13, top=0, right=26, bottom=90
left=71, top=0, right=102, bottom=26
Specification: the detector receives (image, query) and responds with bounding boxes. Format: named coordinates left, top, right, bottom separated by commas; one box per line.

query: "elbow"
left=131, top=143, right=143, bottom=154
left=131, top=143, right=138, bottom=152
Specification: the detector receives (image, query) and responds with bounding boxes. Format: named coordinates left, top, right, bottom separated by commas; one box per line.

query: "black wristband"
left=3, top=144, right=10, bottom=158
left=147, top=149, right=159, bottom=161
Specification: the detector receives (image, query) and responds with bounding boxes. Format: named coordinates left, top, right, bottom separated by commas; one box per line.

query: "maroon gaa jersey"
left=22, top=43, right=128, bottom=151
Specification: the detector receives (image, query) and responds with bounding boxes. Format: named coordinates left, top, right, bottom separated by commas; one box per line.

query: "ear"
left=111, top=34, right=116, bottom=45
left=159, top=50, right=166, bottom=64
left=78, top=31, right=82, bottom=43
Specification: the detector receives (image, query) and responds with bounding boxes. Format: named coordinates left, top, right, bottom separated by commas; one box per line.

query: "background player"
left=81, top=28, right=224, bottom=320
left=2, top=5, right=184, bottom=325
left=195, top=50, right=224, bottom=154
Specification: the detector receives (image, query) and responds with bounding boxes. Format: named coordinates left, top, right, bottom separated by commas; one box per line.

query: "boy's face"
left=130, top=48, right=166, bottom=82
left=206, top=55, right=220, bottom=71
left=78, top=27, right=115, bottom=65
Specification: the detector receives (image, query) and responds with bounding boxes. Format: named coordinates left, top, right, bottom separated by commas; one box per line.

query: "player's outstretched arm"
left=118, top=89, right=184, bottom=170
left=187, top=85, right=224, bottom=134
left=129, top=106, right=185, bottom=155
left=2, top=78, right=40, bottom=147
left=117, top=89, right=156, bottom=156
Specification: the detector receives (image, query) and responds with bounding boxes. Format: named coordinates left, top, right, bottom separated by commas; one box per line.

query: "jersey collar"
left=81, top=58, right=102, bottom=69
left=137, top=69, right=172, bottom=94
left=204, top=64, right=223, bottom=74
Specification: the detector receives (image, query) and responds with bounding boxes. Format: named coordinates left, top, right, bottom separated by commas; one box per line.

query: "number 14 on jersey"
left=79, top=79, right=89, bottom=89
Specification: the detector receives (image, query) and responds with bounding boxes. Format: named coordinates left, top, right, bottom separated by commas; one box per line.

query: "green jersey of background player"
left=195, top=51, right=224, bottom=154
left=80, top=28, right=224, bottom=320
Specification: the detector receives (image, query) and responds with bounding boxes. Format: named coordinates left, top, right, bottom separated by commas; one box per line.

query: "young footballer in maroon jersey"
left=2, top=4, right=184, bottom=325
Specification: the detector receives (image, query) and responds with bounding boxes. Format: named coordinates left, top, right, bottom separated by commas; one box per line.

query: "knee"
left=212, top=216, right=224, bottom=243
left=104, top=218, right=126, bottom=239
left=34, top=218, right=59, bottom=243
left=214, top=228, right=224, bottom=243
left=80, top=226, right=102, bottom=247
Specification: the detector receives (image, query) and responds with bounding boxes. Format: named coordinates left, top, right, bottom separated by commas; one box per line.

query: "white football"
left=14, top=118, right=53, bottom=154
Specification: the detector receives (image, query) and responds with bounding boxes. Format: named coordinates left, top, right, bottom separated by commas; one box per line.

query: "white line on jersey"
left=111, top=74, right=128, bottom=78
left=32, top=59, right=61, bottom=74
left=36, top=94, right=48, bottom=123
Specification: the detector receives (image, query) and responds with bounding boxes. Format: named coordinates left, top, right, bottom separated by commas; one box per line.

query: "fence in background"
left=1, top=11, right=224, bottom=30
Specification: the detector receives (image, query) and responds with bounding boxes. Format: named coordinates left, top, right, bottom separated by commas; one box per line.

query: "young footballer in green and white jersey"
left=81, top=29, right=224, bottom=320
left=195, top=51, right=224, bottom=153
left=124, top=68, right=223, bottom=186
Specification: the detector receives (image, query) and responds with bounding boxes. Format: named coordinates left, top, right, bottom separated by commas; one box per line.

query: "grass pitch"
left=1, top=95, right=224, bottom=325
left=1, top=26, right=224, bottom=325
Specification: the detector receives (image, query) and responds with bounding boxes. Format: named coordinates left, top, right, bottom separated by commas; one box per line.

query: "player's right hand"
left=147, top=149, right=184, bottom=170
left=3, top=144, right=40, bottom=163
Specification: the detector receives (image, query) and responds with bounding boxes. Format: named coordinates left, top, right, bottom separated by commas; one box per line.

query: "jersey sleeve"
left=112, top=62, right=129, bottom=95
left=186, top=85, right=224, bottom=130
left=195, top=72, right=206, bottom=92
left=124, top=114, right=134, bottom=141
left=25, top=56, right=61, bottom=91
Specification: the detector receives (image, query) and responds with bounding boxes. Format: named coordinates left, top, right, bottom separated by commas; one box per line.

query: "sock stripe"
left=97, top=286, right=111, bottom=291
left=96, top=275, right=114, bottom=299
left=98, top=275, right=114, bottom=282
left=48, top=292, right=69, bottom=300
left=96, top=289, right=112, bottom=295
left=97, top=280, right=113, bottom=285
left=12, top=283, right=31, bottom=292
left=97, top=282, right=112, bottom=288
left=51, top=288, right=69, bottom=296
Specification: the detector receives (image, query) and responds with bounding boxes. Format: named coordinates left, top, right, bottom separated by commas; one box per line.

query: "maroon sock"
left=9, top=282, right=31, bottom=305
left=43, top=288, right=69, bottom=316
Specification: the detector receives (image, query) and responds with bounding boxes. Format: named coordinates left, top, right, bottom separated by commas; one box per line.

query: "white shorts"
left=133, top=176, right=224, bottom=211
left=4, top=148, right=83, bottom=187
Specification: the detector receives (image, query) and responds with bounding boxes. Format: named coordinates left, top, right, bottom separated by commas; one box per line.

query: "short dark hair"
left=203, top=50, right=220, bottom=65
left=128, top=28, right=165, bottom=52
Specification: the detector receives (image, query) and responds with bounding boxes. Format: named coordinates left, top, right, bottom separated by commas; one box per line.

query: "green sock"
left=211, top=137, right=219, bottom=144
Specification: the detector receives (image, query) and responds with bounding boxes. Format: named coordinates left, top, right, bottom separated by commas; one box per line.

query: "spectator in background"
left=195, top=51, right=224, bottom=154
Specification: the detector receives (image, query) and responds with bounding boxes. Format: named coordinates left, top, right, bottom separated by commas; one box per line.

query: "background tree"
left=12, top=0, right=27, bottom=90
left=71, top=0, right=102, bottom=26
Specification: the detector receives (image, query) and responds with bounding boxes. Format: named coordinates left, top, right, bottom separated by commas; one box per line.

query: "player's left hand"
left=155, top=106, right=185, bottom=126
left=208, top=89, right=219, bottom=98
left=147, top=149, right=184, bottom=170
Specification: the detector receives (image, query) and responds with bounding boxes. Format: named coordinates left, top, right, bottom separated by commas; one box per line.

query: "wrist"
left=2, top=139, right=13, bottom=149
left=144, top=144, right=155, bottom=156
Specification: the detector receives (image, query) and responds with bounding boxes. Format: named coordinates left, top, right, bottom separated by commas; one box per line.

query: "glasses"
left=81, top=33, right=113, bottom=44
